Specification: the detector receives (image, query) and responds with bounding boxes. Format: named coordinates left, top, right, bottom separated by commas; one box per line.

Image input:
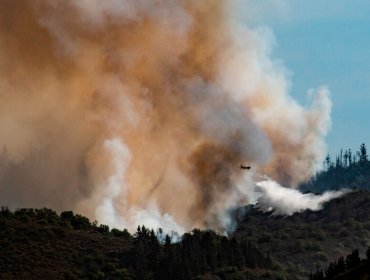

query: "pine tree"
left=359, top=143, right=368, bottom=163
left=346, top=249, right=360, bottom=269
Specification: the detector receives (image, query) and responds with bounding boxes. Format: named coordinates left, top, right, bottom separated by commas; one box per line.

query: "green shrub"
left=258, top=233, right=273, bottom=243
left=316, top=252, right=328, bottom=262
left=111, top=228, right=132, bottom=239
left=303, top=241, right=321, bottom=251
left=339, top=229, right=350, bottom=237
left=98, top=224, right=109, bottom=234
left=312, top=230, right=327, bottom=241
left=61, top=211, right=90, bottom=230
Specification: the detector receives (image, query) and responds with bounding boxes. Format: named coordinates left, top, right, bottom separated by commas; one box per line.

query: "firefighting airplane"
left=240, top=165, right=251, bottom=170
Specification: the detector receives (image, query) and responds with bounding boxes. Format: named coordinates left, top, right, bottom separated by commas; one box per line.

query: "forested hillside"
left=0, top=207, right=282, bottom=280
left=300, top=143, right=370, bottom=193
left=310, top=248, right=370, bottom=280
left=234, top=190, right=370, bottom=279
left=3, top=190, right=370, bottom=279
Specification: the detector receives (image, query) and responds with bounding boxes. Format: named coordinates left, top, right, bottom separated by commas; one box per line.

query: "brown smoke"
left=0, top=0, right=331, bottom=232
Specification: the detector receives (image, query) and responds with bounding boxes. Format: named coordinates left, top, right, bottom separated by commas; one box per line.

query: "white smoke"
left=131, top=204, right=186, bottom=234
left=255, top=179, right=347, bottom=216
left=94, top=138, right=131, bottom=227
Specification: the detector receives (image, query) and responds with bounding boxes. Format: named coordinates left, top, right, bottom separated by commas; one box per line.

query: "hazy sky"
left=235, top=0, right=370, bottom=156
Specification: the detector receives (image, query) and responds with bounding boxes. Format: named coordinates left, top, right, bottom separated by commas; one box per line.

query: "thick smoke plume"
left=255, top=179, right=347, bottom=216
left=0, top=1, right=331, bottom=233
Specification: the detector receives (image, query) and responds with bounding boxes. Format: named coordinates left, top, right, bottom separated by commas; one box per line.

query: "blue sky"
left=235, top=0, right=370, bottom=156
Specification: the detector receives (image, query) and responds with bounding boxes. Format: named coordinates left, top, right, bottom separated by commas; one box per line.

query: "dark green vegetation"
left=0, top=207, right=281, bottom=280
left=234, top=190, right=370, bottom=279
left=3, top=190, right=370, bottom=279
left=300, top=143, right=370, bottom=193
left=310, top=248, right=370, bottom=279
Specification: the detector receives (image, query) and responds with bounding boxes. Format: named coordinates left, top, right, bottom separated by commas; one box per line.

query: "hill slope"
left=234, top=190, right=370, bottom=279
left=0, top=208, right=133, bottom=279
left=2, top=190, right=370, bottom=279
left=299, top=144, right=370, bottom=193
left=0, top=208, right=282, bottom=280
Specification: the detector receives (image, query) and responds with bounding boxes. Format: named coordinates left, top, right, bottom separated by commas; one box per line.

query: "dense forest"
left=0, top=207, right=283, bottom=280
left=4, top=190, right=370, bottom=279
left=310, top=248, right=370, bottom=279
left=234, top=189, right=370, bottom=279
left=300, top=143, right=370, bottom=193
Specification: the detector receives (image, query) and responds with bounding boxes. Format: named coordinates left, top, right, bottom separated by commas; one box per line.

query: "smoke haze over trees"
left=3, top=189, right=370, bottom=279
left=0, top=207, right=282, bottom=279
